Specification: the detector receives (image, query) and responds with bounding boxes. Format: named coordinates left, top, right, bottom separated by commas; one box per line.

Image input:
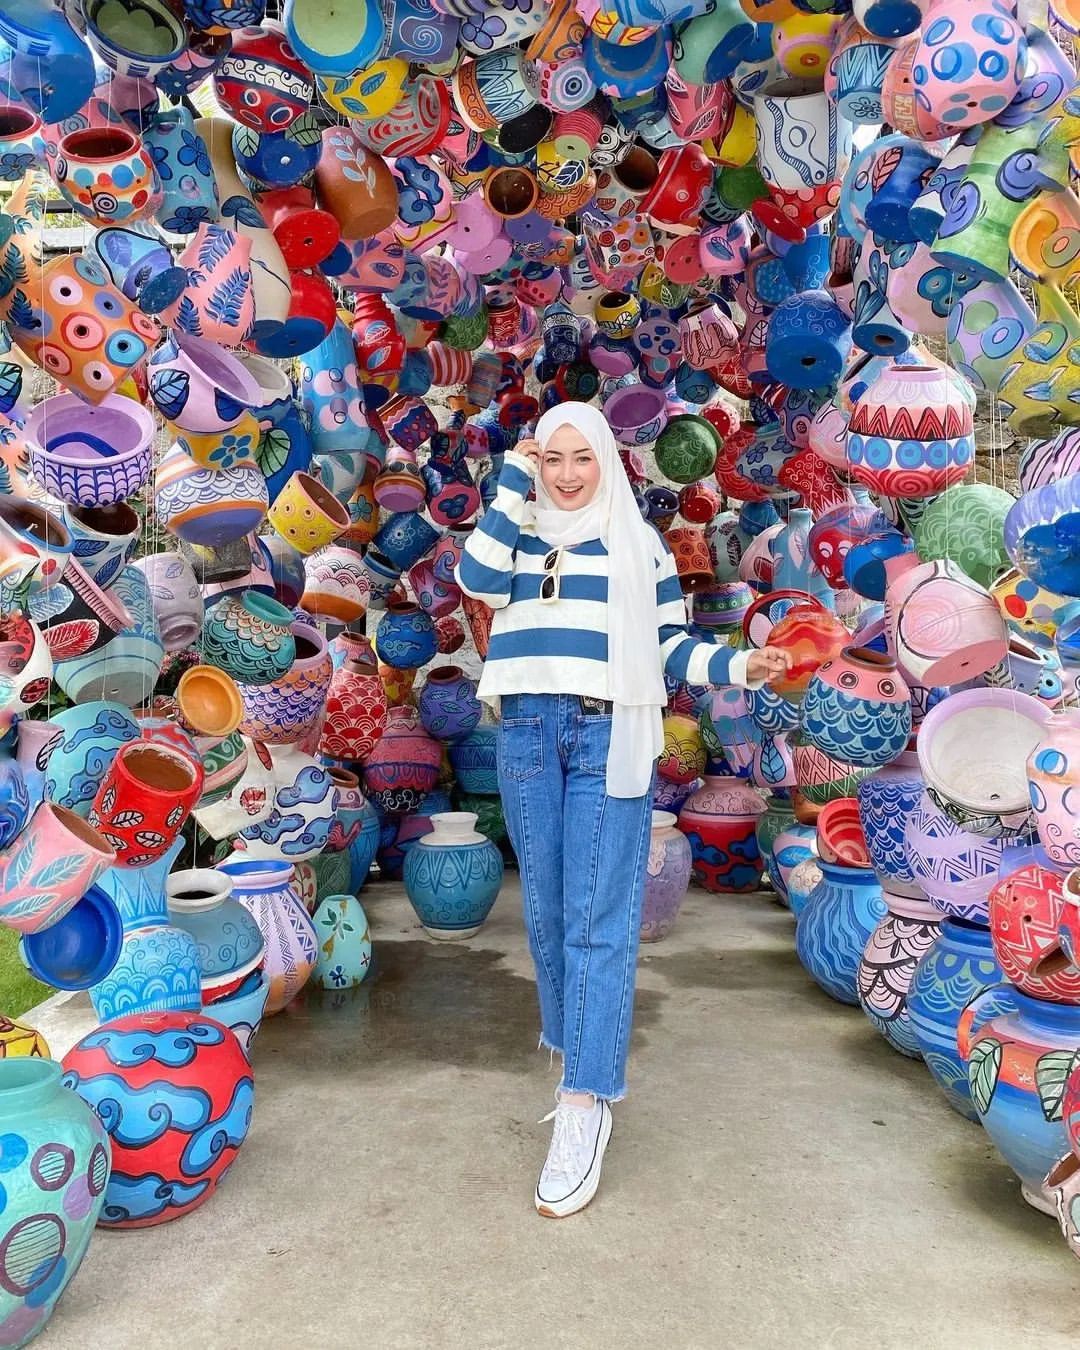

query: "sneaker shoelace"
left=538, top=1102, right=592, bottom=1183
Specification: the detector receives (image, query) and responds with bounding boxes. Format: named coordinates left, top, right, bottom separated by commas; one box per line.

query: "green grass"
left=0, top=926, right=49, bottom=1018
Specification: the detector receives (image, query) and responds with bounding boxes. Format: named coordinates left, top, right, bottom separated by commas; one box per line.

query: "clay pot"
left=801, top=646, right=912, bottom=769
left=858, top=891, right=941, bottom=1057
left=51, top=126, right=161, bottom=226
left=678, top=774, right=765, bottom=893
left=315, top=125, right=399, bottom=237
left=89, top=739, right=203, bottom=868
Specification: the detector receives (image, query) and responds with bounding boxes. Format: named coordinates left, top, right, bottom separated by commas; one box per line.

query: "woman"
left=456, top=402, right=790, bottom=1218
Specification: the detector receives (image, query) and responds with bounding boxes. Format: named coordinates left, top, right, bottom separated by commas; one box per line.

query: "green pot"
left=654, top=414, right=721, bottom=485
left=914, top=484, right=1015, bottom=588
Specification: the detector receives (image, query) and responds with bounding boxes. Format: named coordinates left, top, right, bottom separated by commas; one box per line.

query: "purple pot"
left=26, top=393, right=154, bottom=506
left=417, top=666, right=481, bottom=743
left=603, top=383, right=670, bottom=447
left=903, top=791, right=1009, bottom=922
left=641, top=810, right=693, bottom=942
left=148, top=332, right=261, bottom=434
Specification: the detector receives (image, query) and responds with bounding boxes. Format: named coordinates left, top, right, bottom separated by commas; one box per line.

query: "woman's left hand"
left=746, top=645, right=792, bottom=685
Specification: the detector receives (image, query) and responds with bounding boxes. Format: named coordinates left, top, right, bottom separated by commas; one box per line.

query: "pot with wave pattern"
left=238, top=743, right=340, bottom=864
left=801, top=646, right=911, bottom=769
left=795, top=859, right=886, bottom=1004
left=238, top=621, right=333, bottom=745
left=677, top=774, right=765, bottom=893
left=857, top=890, right=940, bottom=1056
left=403, top=811, right=503, bottom=940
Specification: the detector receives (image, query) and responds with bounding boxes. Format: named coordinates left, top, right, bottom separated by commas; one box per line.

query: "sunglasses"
left=539, top=547, right=563, bottom=604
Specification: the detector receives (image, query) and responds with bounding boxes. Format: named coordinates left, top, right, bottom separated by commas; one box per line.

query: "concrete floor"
left=30, top=875, right=1080, bottom=1350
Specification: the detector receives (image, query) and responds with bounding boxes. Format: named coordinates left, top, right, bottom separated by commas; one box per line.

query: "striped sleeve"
left=654, top=546, right=757, bottom=688
left=455, top=451, right=535, bottom=609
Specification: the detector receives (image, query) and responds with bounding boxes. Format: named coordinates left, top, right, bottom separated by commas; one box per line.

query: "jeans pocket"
left=574, top=714, right=611, bottom=777
left=498, top=717, right=544, bottom=781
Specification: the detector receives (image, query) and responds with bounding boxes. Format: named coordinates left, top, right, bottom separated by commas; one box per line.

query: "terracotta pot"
left=170, top=223, right=256, bottom=347
left=51, top=125, right=161, bottom=226
left=315, top=125, right=399, bottom=237
left=858, top=890, right=941, bottom=1057
left=678, top=774, right=765, bottom=893
left=176, top=664, right=243, bottom=737
left=801, top=646, right=912, bottom=769
left=319, top=655, right=388, bottom=763
left=238, top=621, right=334, bottom=745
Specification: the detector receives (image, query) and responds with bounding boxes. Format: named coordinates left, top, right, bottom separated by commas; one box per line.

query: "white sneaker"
left=535, top=1095, right=612, bottom=1218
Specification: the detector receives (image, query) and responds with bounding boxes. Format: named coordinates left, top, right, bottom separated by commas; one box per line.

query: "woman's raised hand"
left=746, top=645, right=792, bottom=686
left=516, top=438, right=542, bottom=469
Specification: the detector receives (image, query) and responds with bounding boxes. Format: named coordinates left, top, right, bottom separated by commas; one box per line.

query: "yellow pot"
left=315, top=59, right=409, bottom=120
left=173, top=411, right=262, bottom=471
left=267, top=470, right=352, bottom=555
left=0, top=1013, right=49, bottom=1058
left=772, top=14, right=840, bottom=78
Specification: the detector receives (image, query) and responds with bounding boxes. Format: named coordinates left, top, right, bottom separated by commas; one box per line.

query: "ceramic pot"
left=856, top=745, right=925, bottom=897
left=148, top=332, right=261, bottom=435
left=1006, top=468, right=1080, bottom=601
left=0, top=802, right=115, bottom=935
left=61, top=502, right=139, bottom=592
left=26, top=392, right=154, bottom=508
left=403, top=811, right=504, bottom=939
left=917, top=687, right=1050, bottom=840
left=887, top=557, right=1008, bottom=689
left=0, top=1059, right=110, bottom=1345
left=418, top=667, right=481, bottom=743
left=218, top=857, right=316, bottom=1014
left=201, top=591, right=296, bottom=686
left=62, top=1009, right=251, bottom=1228
left=42, top=700, right=138, bottom=819
left=166, top=868, right=264, bottom=1002
left=754, top=78, right=852, bottom=197
left=771, top=820, right=817, bottom=901
left=142, top=104, right=219, bottom=234
left=283, top=0, right=384, bottom=76
left=961, top=990, right=1080, bottom=1212
left=641, top=810, right=693, bottom=942
left=204, top=968, right=268, bottom=1060
left=318, top=655, right=387, bottom=763
left=903, top=791, right=1009, bottom=923
left=237, top=743, right=339, bottom=863
left=170, top=223, right=256, bottom=347
left=314, top=125, right=398, bottom=239
left=89, top=738, right=202, bottom=868
left=989, top=862, right=1080, bottom=1004
left=268, top=470, right=351, bottom=555
left=50, top=125, right=160, bottom=226
left=452, top=48, right=540, bottom=132
left=0, top=759, right=28, bottom=852
left=910, top=0, right=1025, bottom=133
left=678, top=774, right=765, bottom=893
left=312, top=894, right=372, bottom=988
left=51, top=565, right=162, bottom=707
left=858, top=890, right=941, bottom=1057
left=654, top=414, right=720, bottom=485
left=448, top=725, right=498, bottom=796
left=796, top=860, right=886, bottom=1004
left=133, top=551, right=202, bottom=652
left=374, top=599, right=437, bottom=670
left=801, top=646, right=911, bottom=769
left=362, top=705, right=441, bottom=814
left=914, top=484, right=1014, bottom=590
left=238, top=621, right=333, bottom=745
left=1027, top=711, right=1080, bottom=869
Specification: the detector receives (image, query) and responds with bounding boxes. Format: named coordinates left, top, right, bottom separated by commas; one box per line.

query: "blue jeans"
left=497, top=693, right=654, bottom=1102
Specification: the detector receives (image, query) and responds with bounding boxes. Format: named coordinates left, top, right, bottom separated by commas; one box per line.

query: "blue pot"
left=312, top=894, right=372, bottom=988
left=52, top=567, right=164, bottom=710
left=0, top=756, right=28, bottom=848
left=232, top=117, right=321, bottom=189
left=418, top=668, right=482, bottom=743
left=0, top=1058, right=110, bottom=1346
left=348, top=802, right=381, bottom=892
left=585, top=27, right=672, bottom=98
left=907, top=918, right=1015, bottom=1119
left=205, top=968, right=269, bottom=1062
left=372, top=511, right=442, bottom=573
left=20, top=884, right=123, bottom=991
left=403, top=813, right=504, bottom=938
left=801, top=650, right=912, bottom=769
left=449, top=725, right=498, bottom=795
left=795, top=861, right=886, bottom=1005
left=857, top=748, right=925, bottom=895
left=166, top=868, right=265, bottom=999
left=375, top=601, right=437, bottom=670
left=765, top=289, right=852, bottom=390
left=143, top=105, right=220, bottom=235
left=43, top=701, right=139, bottom=818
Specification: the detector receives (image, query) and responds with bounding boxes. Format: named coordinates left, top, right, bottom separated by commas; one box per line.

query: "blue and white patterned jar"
left=801, top=646, right=912, bottom=769
left=856, top=745, right=925, bottom=896
left=375, top=600, right=437, bottom=670
left=403, top=812, right=504, bottom=939
left=795, top=860, right=886, bottom=1005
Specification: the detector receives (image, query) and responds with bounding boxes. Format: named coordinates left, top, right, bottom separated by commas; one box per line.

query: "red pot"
left=319, top=655, right=388, bottom=764
left=678, top=775, right=765, bottom=894
left=89, top=738, right=203, bottom=867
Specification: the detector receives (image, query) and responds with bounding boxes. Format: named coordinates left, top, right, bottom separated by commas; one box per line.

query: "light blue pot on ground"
left=403, top=811, right=504, bottom=940
left=312, top=893, right=372, bottom=988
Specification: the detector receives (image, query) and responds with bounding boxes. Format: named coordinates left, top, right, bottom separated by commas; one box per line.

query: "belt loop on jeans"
left=577, top=694, right=613, bottom=716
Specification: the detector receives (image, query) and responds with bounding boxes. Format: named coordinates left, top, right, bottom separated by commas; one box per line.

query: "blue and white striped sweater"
left=455, top=450, right=755, bottom=702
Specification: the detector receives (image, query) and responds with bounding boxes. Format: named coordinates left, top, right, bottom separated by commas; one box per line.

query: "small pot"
left=148, top=332, right=262, bottom=435
left=177, top=664, right=244, bottom=738
left=26, top=393, right=155, bottom=507
left=51, top=125, right=161, bottom=226
left=267, top=470, right=351, bottom=555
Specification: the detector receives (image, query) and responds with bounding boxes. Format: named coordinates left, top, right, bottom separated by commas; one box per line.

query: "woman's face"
left=539, top=424, right=601, bottom=511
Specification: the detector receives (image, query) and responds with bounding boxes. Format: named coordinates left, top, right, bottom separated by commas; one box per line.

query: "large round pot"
left=319, top=654, right=387, bottom=763
left=200, top=590, right=296, bottom=686
left=217, top=857, right=316, bottom=1015
left=362, top=705, right=441, bottom=814
left=238, top=743, right=340, bottom=863
left=448, top=724, right=498, bottom=795
left=907, top=916, right=1014, bottom=1119
left=796, top=860, right=886, bottom=1004
left=961, top=990, right=1080, bottom=1212
left=403, top=811, right=504, bottom=940
left=801, top=645, right=912, bottom=769
left=238, top=621, right=333, bottom=745
left=857, top=744, right=925, bottom=897
left=857, top=890, right=941, bottom=1057
left=154, top=444, right=269, bottom=547
left=374, top=599, right=437, bottom=670
left=678, top=774, right=765, bottom=893
left=166, top=867, right=264, bottom=1003
left=642, top=810, right=693, bottom=942
left=62, top=1010, right=252, bottom=1227
left=0, top=1059, right=110, bottom=1345
left=26, top=392, right=155, bottom=507
left=418, top=667, right=481, bottom=743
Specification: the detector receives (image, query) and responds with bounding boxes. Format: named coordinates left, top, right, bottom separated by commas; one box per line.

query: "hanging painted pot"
left=201, top=590, right=297, bottom=686
left=914, top=483, right=1014, bottom=589
left=238, top=743, right=340, bottom=863
left=149, top=332, right=261, bottom=434
left=319, top=654, right=387, bottom=762
left=26, top=392, right=154, bottom=508
left=51, top=564, right=163, bottom=708
left=238, top=620, right=333, bottom=745
left=283, top=0, right=385, bottom=76
left=90, top=221, right=187, bottom=317
left=212, top=21, right=313, bottom=130
left=904, top=791, right=1009, bottom=922
left=154, top=444, right=269, bottom=547
left=909, top=0, right=1025, bottom=133
left=82, top=0, right=186, bottom=76
left=142, top=104, right=219, bottom=234
left=754, top=78, right=852, bottom=194
left=0, top=801, right=115, bottom=935
left=89, top=738, right=203, bottom=868
left=169, top=223, right=256, bottom=347
left=50, top=126, right=161, bottom=226
left=887, top=557, right=1008, bottom=688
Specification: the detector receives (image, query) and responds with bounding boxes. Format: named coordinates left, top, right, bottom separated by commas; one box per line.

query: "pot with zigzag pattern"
left=403, top=812, right=503, bottom=940
left=795, top=860, right=886, bottom=1004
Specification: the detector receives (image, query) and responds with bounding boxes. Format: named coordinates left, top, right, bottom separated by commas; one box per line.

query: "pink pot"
left=1028, top=711, right=1080, bottom=869
left=0, top=802, right=115, bottom=933
left=887, top=558, right=1008, bottom=687
left=319, top=656, right=388, bottom=763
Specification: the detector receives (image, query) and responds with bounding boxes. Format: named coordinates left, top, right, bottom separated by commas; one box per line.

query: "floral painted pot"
left=403, top=811, right=504, bottom=940
left=418, top=666, right=482, bottom=743
left=238, top=743, right=340, bottom=863
left=801, top=646, right=911, bottom=769
left=149, top=332, right=261, bottom=435
left=238, top=621, right=334, bottom=745
left=917, top=688, right=1050, bottom=840
left=678, top=774, right=765, bottom=893
left=218, top=857, right=317, bottom=1015
left=961, top=990, right=1080, bottom=1212
left=312, top=894, right=372, bottom=988
left=166, top=867, right=264, bottom=1003
left=362, top=705, right=441, bottom=815
left=142, top=104, right=219, bottom=234
left=201, top=590, right=296, bottom=686
left=61, top=502, right=140, bottom=592
left=26, top=392, right=154, bottom=508
left=0, top=1058, right=110, bottom=1347
left=170, top=223, right=255, bottom=346
left=0, top=801, right=115, bottom=935
left=62, top=1009, right=252, bottom=1228
left=858, top=890, right=941, bottom=1057
left=796, top=860, right=886, bottom=1005
left=448, top=725, right=498, bottom=796
left=907, top=916, right=1013, bottom=1119
left=641, top=810, right=693, bottom=942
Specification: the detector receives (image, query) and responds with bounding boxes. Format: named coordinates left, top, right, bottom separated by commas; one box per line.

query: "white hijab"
left=530, top=402, right=668, bottom=799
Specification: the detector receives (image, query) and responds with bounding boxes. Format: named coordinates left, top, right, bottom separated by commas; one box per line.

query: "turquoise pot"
left=166, top=867, right=265, bottom=1001
left=52, top=566, right=164, bottom=709
left=312, top=893, right=372, bottom=988
left=89, top=838, right=202, bottom=1023
left=201, top=589, right=296, bottom=685
left=795, top=861, right=886, bottom=1005
left=143, top=105, right=219, bottom=235
left=348, top=804, right=381, bottom=892
left=205, top=968, right=269, bottom=1062
left=403, top=811, right=504, bottom=939
left=448, top=725, right=498, bottom=794
left=43, top=701, right=139, bottom=818
left=0, top=1059, right=110, bottom=1350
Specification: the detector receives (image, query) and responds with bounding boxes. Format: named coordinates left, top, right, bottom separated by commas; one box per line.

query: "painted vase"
left=133, top=551, right=203, bottom=653
left=678, top=773, right=765, bottom=893
left=961, top=990, right=1080, bottom=1212
left=857, top=890, right=941, bottom=1057
left=201, top=591, right=296, bottom=686
left=142, top=104, right=219, bottom=234
left=170, top=223, right=255, bottom=347
left=418, top=666, right=482, bottom=742
left=904, top=791, right=1009, bottom=923
left=801, top=646, right=911, bottom=770
left=166, top=867, right=264, bottom=1003
left=26, top=391, right=155, bottom=508
left=0, top=1058, right=110, bottom=1347
left=312, top=894, right=372, bottom=988
left=50, top=125, right=161, bottom=226
left=319, top=655, right=387, bottom=763
left=857, top=745, right=925, bottom=897
left=88, top=839, right=202, bottom=1022
left=796, top=860, right=886, bottom=1004
left=989, top=863, right=1080, bottom=1004
left=238, top=743, right=340, bottom=863
left=448, top=725, right=498, bottom=797
left=403, top=811, right=504, bottom=940
left=362, top=705, right=441, bottom=814
left=641, top=810, right=693, bottom=942
left=218, top=857, right=317, bottom=1015
left=62, top=1010, right=251, bottom=1228
left=238, top=620, right=333, bottom=745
